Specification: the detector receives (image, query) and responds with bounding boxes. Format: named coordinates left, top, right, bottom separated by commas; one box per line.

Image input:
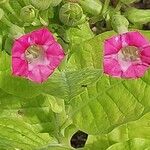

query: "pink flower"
left=104, top=31, right=150, bottom=78
left=12, top=28, right=65, bottom=83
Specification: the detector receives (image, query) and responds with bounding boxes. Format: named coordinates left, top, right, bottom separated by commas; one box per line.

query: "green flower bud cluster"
left=59, top=2, right=85, bottom=26
left=20, top=5, right=36, bottom=23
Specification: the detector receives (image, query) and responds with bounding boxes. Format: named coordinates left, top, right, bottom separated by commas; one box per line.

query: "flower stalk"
left=0, top=8, right=13, bottom=27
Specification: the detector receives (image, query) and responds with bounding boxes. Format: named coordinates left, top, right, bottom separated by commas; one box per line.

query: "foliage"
left=0, top=0, right=150, bottom=149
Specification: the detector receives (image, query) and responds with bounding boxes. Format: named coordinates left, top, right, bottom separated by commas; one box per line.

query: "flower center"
left=121, top=46, right=140, bottom=61
left=25, top=45, right=43, bottom=63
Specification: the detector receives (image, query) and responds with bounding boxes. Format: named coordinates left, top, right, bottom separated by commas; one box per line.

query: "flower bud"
left=30, top=0, right=51, bottom=10
left=79, top=0, right=102, bottom=16
left=20, top=5, right=36, bottom=23
left=124, top=8, right=150, bottom=24
left=59, top=2, right=84, bottom=26
left=111, top=14, right=129, bottom=34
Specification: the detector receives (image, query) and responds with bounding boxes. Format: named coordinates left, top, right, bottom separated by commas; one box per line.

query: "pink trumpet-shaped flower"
left=12, top=28, right=65, bottom=83
left=104, top=31, right=150, bottom=78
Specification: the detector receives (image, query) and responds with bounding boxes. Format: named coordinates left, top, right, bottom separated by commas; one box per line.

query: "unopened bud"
left=111, top=14, right=129, bottom=34
left=59, top=2, right=84, bottom=26
left=20, top=5, right=36, bottom=23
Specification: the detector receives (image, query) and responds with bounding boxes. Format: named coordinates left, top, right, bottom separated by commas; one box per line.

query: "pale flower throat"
left=121, top=46, right=140, bottom=61
left=25, top=45, right=44, bottom=63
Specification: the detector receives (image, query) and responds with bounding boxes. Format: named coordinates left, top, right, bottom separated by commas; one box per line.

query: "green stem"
left=1, top=16, right=13, bottom=27
left=16, top=0, right=26, bottom=7
left=102, top=0, right=110, bottom=14
left=3, top=2, right=22, bottom=22
left=0, top=35, right=2, bottom=52
left=89, top=0, right=110, bottom=24
left=22, top=0, right=30, bottom=5
left=115, top=0, right=122, bottom=11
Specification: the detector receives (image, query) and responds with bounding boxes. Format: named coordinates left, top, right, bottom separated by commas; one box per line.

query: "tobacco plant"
left=0, top=0, right=150, bottom=149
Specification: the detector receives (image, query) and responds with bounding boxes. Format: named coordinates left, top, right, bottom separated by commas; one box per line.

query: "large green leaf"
left=0, top=89, right=67, bottom=134
left=0, top=117, right=57, bottom=150
left=84, top=112, right=150, bottom=150
left=0, top=89, right=74, bottom=149
left=68, top=30, right=150, bottom=135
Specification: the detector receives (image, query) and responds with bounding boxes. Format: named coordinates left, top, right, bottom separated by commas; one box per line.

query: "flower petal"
left=28, top=65, right=53, bottom=83
left=123, top=64, right=149, bottom=78
left=46, top=42, right=65, bottom=57
left=12, top=58, right=28, bottom=77
left=12, top=35, right=30, bottom=58
left=140, top=45, right=150, bottom=64
left=104, top=35, right=122, bottom=55
left=28, top=66, right=42, bottom=83
left=104, top=58, right=122, bottom=77
left=124, top=31, right=149, bottom=48
left=29, top=28, right=55, bottom=45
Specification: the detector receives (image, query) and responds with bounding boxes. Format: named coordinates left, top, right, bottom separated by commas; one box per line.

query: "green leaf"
left=66, top=29, right=112, bottom=71
left=0, top=89, right=73, bottom=149
left=0, top=70, right=42, bottom=98
left=66, top=22, right=94, bottom=45
left=0, top=51, right=10, bottom=71
left=106, top=138, right=150, bottom=150
left=67, top=30, right=150, bottom=135
left=0, top=117, right=57, bottom=150
left=42, top=69, right=101, bottom=101
left=84, top=112, right=150, bottom=150
left=38, top=144, right=74, bottom=150
left=69, top=72, right=150, bottom=134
